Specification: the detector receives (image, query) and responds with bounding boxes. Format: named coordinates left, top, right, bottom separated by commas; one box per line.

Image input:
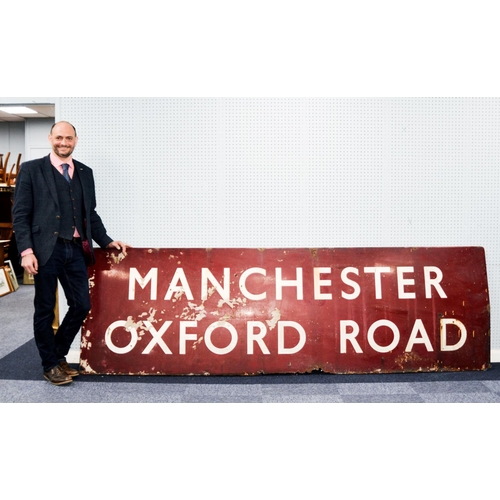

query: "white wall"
left=24, top=118, right=54, bottom=160
left=0, top=122, right=25, bottom=165
left=0, top=95, right=57, bottom=162
left=52, top=97, right=500, bottom=358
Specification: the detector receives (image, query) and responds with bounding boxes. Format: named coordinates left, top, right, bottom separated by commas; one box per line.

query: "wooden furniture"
left=0, top=153, right=21, bottom=186
left=0, top=168, right=17, bottom=264
left=0, top=152, right=10, bottom=184
left=5, top=154, right=21, bottom=186
left=0, top=222, right=13, bottom=264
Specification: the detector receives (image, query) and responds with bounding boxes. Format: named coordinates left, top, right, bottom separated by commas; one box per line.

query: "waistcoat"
left=53, top=167, right=85, bottom=240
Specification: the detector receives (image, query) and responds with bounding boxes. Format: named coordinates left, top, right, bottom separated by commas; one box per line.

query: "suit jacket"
left=12, top=155, right=113, bottom=266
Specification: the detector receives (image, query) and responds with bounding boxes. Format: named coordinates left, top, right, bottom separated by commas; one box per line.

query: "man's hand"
left=107, top=241, right=130, bottom=257
left=21, top=254, right=39, bottom=275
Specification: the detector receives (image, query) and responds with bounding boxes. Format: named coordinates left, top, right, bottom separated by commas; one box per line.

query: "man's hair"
left=50, top=121, right=77, bottom=136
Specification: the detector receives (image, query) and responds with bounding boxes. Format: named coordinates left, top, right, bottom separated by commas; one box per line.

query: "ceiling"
left=0, top=104, right=55, bottom=122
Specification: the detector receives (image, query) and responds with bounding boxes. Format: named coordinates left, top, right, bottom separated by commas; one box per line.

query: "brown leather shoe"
left=60, top=360, right=79, bottom=377
left=44, top=365, right=73, bottom=385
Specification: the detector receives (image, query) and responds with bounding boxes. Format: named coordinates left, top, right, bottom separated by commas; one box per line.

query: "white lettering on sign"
left=364, top=267, right=391, bottom=299
left=424, top=267, right=447, bottom=298
left=276, top=268, right=303, bottom=300
left=179, top=321, right=197, bottom=355
left=341, top=266, right=447, bottom=300
left=205, top=321, right=238, bottom=355
left=406, top=319, right=434, bottom=352
left=105, top=320, right=138, bottom=354
left=367, top=320, right=400, bottom=353
left=201, top=268, right=230, bottom=301
left=128, top=265, right=448, bottom=302
left=103, top=317, right=467, bottom=357
left=165, top=268, right=194, bottom=301
left=142, top=321, right=173, bottom=355
left=129, top=268, right=158, bottom=300
left=440, top=319, right=467, bottom=351
left=247, top=321, right=271, bottom=354
left=119, top=265, right=465, bottom=360
left=278, top=321, right=307, bottom=354
left=341, top=267, right=361, bottom=300
left=103, top=319, right=308, bottom=356
left=397, top=267, right=416, bottom=299
left=239, top=268, right=267, bottom=301
left=340, top=318, right=462, bottom=354
left=314, top=268, right=332, bottom=300
left=340, top=320, right=362, bottom=354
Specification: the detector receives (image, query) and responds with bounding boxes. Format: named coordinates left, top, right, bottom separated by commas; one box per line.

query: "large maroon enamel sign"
left=80, top=247, right=490, bottom=375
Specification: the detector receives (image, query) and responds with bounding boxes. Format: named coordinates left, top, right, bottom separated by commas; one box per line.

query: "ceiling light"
left=0, top=106, right=38, bottom=115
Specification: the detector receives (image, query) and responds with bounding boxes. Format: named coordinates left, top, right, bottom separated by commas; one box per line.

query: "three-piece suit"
left=13, top=155, right=113, bottom=371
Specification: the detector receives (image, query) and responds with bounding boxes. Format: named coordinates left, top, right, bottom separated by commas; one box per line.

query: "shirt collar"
left=50, top=152, right=74, bottom=169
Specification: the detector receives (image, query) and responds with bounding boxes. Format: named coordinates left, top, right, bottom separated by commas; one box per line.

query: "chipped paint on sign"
left=266, top=309, right=281, bottom=330
left=81, top=247, right=491, bottom=375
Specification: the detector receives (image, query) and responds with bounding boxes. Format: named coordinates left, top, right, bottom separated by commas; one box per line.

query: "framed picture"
left=23, top=269, right=34, bottom=285
left=4, top=260, right=19, bottom=291
left=0, top=267, right=13, bottom=297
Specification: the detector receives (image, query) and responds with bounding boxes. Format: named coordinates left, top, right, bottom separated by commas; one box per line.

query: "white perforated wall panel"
left=58, top=97, right=500, bottom=350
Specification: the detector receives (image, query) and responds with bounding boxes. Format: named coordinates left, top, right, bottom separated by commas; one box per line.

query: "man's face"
left=48, top=123, right=78, bottom=159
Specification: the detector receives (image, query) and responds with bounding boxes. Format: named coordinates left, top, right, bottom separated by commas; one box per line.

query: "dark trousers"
left=33, top=239, right=90, bottom=371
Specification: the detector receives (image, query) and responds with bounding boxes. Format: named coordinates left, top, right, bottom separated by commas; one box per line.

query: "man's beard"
left=54, top=146, right=73, bottom=158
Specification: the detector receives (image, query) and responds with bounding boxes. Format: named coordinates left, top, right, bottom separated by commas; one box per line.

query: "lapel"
left=73, top=159, right=90, bottom=213
left=41, top=155, right=59, bottom=207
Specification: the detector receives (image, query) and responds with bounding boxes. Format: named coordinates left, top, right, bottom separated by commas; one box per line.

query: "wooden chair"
left=6, top=154, right=21, bottom=186
left=0, top=152, right=9, bottom=184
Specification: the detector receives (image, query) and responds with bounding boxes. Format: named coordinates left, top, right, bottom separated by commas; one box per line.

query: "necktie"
left=61, top=163, right=71, bottom=183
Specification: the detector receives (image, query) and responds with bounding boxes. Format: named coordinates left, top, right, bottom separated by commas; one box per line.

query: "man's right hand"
left=22, top=254, right=39, bottom=275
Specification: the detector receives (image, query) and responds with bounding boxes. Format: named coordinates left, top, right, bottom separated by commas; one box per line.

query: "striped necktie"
left=61, top=163, right=71, bottom=183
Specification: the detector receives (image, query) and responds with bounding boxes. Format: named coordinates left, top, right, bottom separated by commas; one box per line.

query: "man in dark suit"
left=13, top=121, right=129, bottom=385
